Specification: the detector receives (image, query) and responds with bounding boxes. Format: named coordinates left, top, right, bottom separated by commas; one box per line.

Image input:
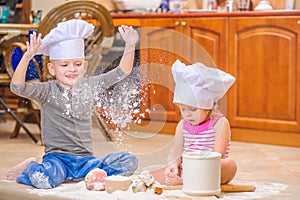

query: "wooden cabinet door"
left=139, top=17, right=228, bottom=122
left=184, top=17, right=229, bottom=115
left=184, top=17, right=228, bottom=72
left=140, top=18, right=183, bottom=122
left=228, top=16, right=300, bottom=132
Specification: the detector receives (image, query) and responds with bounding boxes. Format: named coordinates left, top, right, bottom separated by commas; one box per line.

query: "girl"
left=164, top=59, right=237, bottom=185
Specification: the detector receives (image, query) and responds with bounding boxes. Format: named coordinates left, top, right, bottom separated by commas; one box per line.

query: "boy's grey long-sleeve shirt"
left=11, top=67, right=127, bottom=156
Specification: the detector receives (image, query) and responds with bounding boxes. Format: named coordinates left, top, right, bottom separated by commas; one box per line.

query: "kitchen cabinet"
left=227, top=16, right=300, bottom=146
left=133, top=14, right=300, bottom=146
left=139, top=17, right=228, bottom=122
left=228, top=16, right=300, bottom=131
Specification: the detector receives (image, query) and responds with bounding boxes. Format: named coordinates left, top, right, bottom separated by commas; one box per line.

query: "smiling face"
left=179, top=104, right=210, bottom=126
left=47, top=58, right=88, bottom=89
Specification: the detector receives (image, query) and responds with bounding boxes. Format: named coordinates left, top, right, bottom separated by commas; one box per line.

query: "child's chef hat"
left=37, top=19, right=95, bottom=60
left=172, top=59, right=235, bottom=109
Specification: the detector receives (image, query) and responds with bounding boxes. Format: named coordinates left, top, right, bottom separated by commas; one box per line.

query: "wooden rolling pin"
left=220, top=184, right=256, bottom=192
left=163, top=184, right=256, bottom=193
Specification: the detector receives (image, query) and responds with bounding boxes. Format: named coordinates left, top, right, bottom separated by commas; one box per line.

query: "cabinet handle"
left=175, top=21, right=180, bottom=26
left=181, top=21, right=187, bottom=26
left=298, top=20, right=300, bottom=25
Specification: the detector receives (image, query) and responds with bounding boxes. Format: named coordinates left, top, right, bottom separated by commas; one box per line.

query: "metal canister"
left=226, top=0, right=235, bottom=12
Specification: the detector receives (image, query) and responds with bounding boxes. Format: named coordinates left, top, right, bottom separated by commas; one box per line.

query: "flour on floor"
left=27, top=180, right=290, bottom=200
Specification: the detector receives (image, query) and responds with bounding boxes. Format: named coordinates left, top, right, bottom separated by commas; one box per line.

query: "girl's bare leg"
left=221, top=158, right=237, bottom=184
left=6, top=157, right=37, bottom=180
left=143, top=165, right=167, bottom=185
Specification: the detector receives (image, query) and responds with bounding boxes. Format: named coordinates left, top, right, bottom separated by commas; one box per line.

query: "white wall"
left=31, top=0, right=116, bottom=19
left=31, top=0, right=68, bottom=19
left=295, top=0, right=300, bottom=9
left=31, top=0, right=300, bottom=17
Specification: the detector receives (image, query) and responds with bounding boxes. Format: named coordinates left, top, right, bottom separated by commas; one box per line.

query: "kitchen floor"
left=0, top=120, right=299, bottom=199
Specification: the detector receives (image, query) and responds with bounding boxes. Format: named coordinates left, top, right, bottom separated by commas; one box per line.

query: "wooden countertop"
left=1, top=10, right=299, bottom=32
left=0, top=24, right=38, bottom=35
left=111, top=10, right=300, bottom=18
left=1, top=10, right=299, bottom=30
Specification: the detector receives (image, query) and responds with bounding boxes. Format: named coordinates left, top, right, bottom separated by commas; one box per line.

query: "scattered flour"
left=28, top=181, right=161, bottom=200
left=27, top=181, right=290, bottom=200
left=220, top=181, right=290, bottom=200
left=29, top=172, right=51, bottom=189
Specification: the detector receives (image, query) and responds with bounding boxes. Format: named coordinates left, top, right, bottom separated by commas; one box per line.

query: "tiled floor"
left=0, top=120, right=300, bottom=199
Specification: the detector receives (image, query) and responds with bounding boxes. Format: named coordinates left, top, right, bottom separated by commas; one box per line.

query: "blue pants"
left=16, top=151, right=138, bottom=189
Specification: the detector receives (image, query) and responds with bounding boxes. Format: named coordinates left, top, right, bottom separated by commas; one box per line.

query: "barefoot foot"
left=6, top=157, right=37, bottom=181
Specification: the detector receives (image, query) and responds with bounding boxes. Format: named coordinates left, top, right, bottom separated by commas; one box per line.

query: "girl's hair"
left=207, top=103, right=219, bottom=120
left=176, top=102, right=220, bottom=120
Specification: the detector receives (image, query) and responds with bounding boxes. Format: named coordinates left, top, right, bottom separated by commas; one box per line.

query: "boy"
left=6, top=19, right=139, bottom=189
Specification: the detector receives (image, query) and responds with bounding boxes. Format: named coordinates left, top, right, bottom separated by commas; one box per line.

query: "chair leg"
left=10, top=113, right=24, bottom=138
left=34, top=112, right=41, bottom=129
left=10, top=112, right=38, bottom=143
left=92, top=111, right=113, bottom=141
left=33, top=111, right=43, bottom=145
left=0, top=97, right=38, bottom=143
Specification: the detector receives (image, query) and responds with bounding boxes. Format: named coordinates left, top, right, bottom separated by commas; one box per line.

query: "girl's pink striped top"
left=182, top=113, right=230, bottom=158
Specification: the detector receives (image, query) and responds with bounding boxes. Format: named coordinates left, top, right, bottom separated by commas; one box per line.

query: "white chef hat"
left=37, top=19, right=95, bottom=60
left=172, top=59, right=235, bottom=109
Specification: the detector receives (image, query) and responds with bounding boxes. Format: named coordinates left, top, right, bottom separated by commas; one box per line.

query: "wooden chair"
left=3, top=41, right=42, bottom=142
left=4, top=0, right=115, bottom=141
left=0, top=71, right=39, bottom=143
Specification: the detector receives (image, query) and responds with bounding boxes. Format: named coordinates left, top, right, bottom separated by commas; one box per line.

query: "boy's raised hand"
left=118, top=25, right=139, bottom=46
left=25, top=32, right=42, bottom=60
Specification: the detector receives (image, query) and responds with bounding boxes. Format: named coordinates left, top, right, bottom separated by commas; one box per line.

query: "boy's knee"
left=27, top=162, right=65, bottom=189
left=123, top=152, right=138, bottom=175
left=29, top=170, right=52, bottom=189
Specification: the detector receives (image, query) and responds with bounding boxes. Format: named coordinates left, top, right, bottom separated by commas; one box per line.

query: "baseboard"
left=231, top=128, right=300, bottom=147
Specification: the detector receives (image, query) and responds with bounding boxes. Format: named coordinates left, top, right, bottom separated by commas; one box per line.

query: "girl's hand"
left=165, top=165, right=179, bottom=176
left=118, top=25, right=139, bottom=46
left=164, top=165, right=182, bottom=185
left=165, top=171, right=182, bottom=186
left=25, top=32, right=42, bottom=60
